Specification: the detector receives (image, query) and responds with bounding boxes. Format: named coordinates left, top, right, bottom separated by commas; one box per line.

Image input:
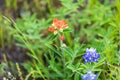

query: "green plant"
left=0, top=0, right=119, bottom=80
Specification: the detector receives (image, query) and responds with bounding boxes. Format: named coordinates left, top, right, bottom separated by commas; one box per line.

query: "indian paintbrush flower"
left=82, top=48, right=100, bottom=63
left=48, top=18, right=69, bottom=40
left=60, top=35, right=65, bottom=41
left=81, top=71, right=98, bottom=80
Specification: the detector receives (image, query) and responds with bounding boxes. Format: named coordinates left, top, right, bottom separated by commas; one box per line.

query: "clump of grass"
left=16, top=63, right=24, bottom=80
left=0, top=0, right=119, bottom=80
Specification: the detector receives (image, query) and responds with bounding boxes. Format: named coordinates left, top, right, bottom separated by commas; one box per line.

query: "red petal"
left=63, top=24, right=69, bottom=28
left=60, top=35, right=65, bottom=40
left=48, top=27, right=55, bottom=32
left=61, top=20, right=66, bottom=24
left=53, top=18, right=58, bottom=23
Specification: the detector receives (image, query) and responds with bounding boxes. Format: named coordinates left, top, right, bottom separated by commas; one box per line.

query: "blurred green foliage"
left=0, top=0, right=120, bottom=80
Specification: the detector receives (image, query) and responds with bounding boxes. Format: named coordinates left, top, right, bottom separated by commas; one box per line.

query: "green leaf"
left=45, top=44, right=62, bottom=57
left=74, top=73, right=80, bottom=80
left=93, top=58, right=106, bottom=68
left=62, top=47, right=73, bottom=58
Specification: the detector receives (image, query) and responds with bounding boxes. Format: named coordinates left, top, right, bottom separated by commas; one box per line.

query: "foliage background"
left=0, top=0, right=120, bottom=80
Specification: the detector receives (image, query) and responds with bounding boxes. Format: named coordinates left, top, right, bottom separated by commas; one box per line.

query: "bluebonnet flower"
left=82, top=48, right=100, bottom=63
left=81, top=71, right=98, bottom=80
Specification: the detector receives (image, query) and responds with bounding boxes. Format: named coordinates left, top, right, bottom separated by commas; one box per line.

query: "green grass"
left=0, top=0, right=119, bottom=80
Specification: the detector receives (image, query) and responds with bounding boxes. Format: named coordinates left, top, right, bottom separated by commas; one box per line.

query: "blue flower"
left=82, top=48, right=100, bottom=63
left=81, top=71, right=98, bottom=80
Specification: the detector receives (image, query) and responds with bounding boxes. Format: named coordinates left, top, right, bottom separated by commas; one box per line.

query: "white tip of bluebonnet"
left=88, top=47, right=96, bottom=53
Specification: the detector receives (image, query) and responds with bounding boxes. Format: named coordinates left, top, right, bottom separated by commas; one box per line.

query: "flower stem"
left=60, top=40, right=66, bottom=78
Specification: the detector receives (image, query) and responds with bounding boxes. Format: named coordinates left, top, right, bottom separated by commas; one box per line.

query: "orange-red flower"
left=53, top=18, right=68, bottom=29
left=49, top=18, right=69, bottom=33
left=60, top=35, right=65, bottom=41
left=48, top=18, right=69, bottom=40
left=48, top=26, right=55, bottom=32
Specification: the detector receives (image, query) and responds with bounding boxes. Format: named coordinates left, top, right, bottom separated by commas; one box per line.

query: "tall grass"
left=0, top=0, right=119, bottom=80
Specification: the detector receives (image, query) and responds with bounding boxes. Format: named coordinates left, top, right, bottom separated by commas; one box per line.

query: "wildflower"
left=48, top=26, right=55, bottom=32
left=8, top=72, right=12, bottom=76
left=53, top=30, right=58, bottom=35
left=81, top=71, right=98, bottom=80
left=60, top=35, right=65, bottom=41
left=60, top=28, right=63, bottom=32
left=8, top=72, right=12, bottom=78
left=49, top=18, right=68, bottom=32
left=62, top=43, right=67, bottom=47
left=48, top=18, right=69, bottom=40
left=53, top=18, right=68, bottom=29
left=3, top=77, right=7, bottom=80
left=82, top=48, right=100, bottom=63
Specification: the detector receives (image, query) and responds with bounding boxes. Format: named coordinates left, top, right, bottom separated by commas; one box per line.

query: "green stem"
left=0, top=27, right=4, bottom=49
left=60, top=40, right=66, bottom=78
left=88, top=62, right=92, bottom=71
left=46, top=0, right=54, bottom=14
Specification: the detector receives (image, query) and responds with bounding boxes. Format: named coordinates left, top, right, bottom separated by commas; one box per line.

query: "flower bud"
left=60, top=35, right=65, bottom=40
